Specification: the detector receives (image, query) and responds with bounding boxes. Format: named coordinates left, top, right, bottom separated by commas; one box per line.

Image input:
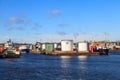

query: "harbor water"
left=0, top=53, right=120, bottom=80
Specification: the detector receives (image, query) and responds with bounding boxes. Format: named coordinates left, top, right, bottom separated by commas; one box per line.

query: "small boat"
left=0, top=39, right=21, bottom=58
left=99, top=48, right=109, bottom=55
left=0, top=48, right=20, bottom=58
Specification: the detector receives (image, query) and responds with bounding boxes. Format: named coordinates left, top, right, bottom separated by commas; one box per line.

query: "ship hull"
left=0, top=53, right=20, bottom=58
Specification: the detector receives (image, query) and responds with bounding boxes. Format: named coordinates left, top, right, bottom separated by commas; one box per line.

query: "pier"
left=30, top=50, right=108, bottom=56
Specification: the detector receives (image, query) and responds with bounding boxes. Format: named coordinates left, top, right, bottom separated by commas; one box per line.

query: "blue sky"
left=0, top=0, right=120, bottom=43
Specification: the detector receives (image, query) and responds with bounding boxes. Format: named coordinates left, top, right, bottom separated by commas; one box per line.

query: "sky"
left=0, top=0, right=120, bottom=43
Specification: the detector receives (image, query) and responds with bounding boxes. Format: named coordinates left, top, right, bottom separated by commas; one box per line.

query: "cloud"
left=4, top=16, right=30, bottom=31
left=8, top=17, right=30, bottom=26
left=57, top=31, right=67, bottom=36
left=49, top=10, right=62, bottom=16
left=9, top=17, right=24, bottom=24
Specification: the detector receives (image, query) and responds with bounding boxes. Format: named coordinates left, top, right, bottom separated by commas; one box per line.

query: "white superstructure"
left=19, top=45, right=27, bottom=50
left=4, top=39, right=13, bottom=49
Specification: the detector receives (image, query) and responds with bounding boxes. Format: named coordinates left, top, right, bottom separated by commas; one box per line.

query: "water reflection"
left=60, top=56, right=72, bottom=68
left=60, top=56, right=73, bottom=80
left=60, top=56, right=72, bottom=59
left=78, top=56, right=88, bottom=60
left=77, top=56, right=88, bottom=71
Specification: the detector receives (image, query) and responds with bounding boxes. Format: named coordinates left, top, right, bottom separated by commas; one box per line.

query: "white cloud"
left=49, top=10, right=62, bottom=17
left=9, top=17, right=23, bottom=24
left=4, top=16, right=30, bottom=31
left=8, top=16, right=30, bottom=26
left=51, top=10, right=62, bottom=15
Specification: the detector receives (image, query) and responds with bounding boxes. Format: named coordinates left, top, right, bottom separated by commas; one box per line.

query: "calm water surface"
left=0, top=52, right=120, bottom=80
